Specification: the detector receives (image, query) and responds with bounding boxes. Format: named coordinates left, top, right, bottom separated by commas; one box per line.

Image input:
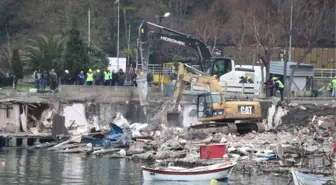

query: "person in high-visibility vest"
left=331, top=76, right=336, bottom=97
left=104, top=68, right=112, bottom=86
left=86, top=68, right=93, bottom=85
left=272, top=77, right=284, bottom=101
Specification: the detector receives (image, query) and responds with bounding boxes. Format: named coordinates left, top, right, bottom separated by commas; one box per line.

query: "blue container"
left=124, top=82, right=131, bottom=86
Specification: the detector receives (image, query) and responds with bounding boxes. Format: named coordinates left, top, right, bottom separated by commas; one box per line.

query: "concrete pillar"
left=22, top=138, right=28, bottom=147
left=8, top=137, right=17, bottom=147
left=34, top=138, right=40, bottom=145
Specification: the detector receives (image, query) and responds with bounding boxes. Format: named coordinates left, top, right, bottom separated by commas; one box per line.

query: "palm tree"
left=22, top=35, right=66, bottom=74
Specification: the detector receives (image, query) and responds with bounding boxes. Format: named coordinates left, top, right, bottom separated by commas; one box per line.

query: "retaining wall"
left=59, top=85, right=139, bottom=103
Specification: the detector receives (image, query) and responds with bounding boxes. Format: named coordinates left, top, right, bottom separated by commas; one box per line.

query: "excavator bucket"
left=167, top=112, right=181, bottom=127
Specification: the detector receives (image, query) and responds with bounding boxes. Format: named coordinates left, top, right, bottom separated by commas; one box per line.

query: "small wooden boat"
left=290, top=168, right=333, bottom=185
left=141, top=162, right=236, bottom=181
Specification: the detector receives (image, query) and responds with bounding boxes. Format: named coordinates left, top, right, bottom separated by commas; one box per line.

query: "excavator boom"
left=137, top=21, right=212, bottom=72
left=172, top=63, right=222, bottom=111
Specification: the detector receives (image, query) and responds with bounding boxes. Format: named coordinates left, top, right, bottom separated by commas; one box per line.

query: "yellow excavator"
left=168, top=63, right=265, bottom=134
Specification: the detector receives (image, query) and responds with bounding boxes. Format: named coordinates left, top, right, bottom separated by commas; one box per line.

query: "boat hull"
left=291, top=168, right=332, bottom=185
left=142, top=163, right=235, bottom=181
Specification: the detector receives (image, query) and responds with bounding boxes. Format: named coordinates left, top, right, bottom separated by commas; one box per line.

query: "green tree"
left=88, top=45, right=109, bottom=69
left=63, top=24, right=88, bottom=76
left=9, top=48, right=23, bottom=79
left=23, top=35, right=65, bottom=74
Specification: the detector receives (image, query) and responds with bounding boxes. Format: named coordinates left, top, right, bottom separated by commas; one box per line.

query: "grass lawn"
left=0, top=82, right=35, bottom=92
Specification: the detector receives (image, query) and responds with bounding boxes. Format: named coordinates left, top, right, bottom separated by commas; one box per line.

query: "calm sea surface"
left=0, top=149, right=291, bottom=185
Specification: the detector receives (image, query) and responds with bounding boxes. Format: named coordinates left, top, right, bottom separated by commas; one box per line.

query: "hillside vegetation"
left=0, top=0, right=334, bottom=72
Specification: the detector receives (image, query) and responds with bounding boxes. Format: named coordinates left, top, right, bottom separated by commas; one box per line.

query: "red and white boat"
left=141, top=162, right=236, bottom=181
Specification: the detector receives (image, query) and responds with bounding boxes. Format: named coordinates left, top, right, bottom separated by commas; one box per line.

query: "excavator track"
left=188, top=120, right=265, bottom=135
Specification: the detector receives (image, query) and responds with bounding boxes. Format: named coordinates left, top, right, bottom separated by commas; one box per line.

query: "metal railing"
left=147, top=64, right=202, bottom=75
left=148, top=64, right=168, bottom=74
left=314, top=68, right=336, bottom=78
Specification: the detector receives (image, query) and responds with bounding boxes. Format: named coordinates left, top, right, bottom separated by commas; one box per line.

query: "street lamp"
left=157, top=12, right=170, bottom=25
left=163, top=12, right=170, bottom=18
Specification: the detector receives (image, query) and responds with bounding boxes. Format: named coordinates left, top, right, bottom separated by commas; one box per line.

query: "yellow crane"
left=168, top=63, right=264, bottom=134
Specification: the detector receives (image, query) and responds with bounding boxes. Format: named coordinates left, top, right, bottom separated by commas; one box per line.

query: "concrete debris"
left=113, top=112, right=130, bottom=129
left=158, top=138, right=185, bottom=151
left=130, top=123, right=148, bottom=138
left=26, top=102, right=336, bottom=177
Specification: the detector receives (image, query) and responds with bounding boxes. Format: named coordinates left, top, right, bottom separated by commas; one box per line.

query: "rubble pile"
left=279, top=103, right=336, bottom=131
left=145, top=97, right=175, bottom=125
left=30, top=102, right=336, bottom=175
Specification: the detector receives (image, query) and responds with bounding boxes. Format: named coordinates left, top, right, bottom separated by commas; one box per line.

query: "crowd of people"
left=32, top=69, right=58, bottom=90
left=264, top=76, right=284, bottom=101
left=239, top=76, right=254, bottom=83
left=32, top=68, right=155, bottom=90
left=238, top=75, right=284, bottom=101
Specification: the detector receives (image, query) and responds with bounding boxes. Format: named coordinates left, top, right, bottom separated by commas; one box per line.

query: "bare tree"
left=245, top=1, right=283, bottom=78
left=189, top=6, right=225, bottom=54
left=267, top=0, right=334, bottom=101
left=222, top=0, right=253, bottom=63
left=285, top=0, right=335, bottom=101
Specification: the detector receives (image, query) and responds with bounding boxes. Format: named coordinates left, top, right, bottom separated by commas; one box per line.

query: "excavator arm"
left=137, top=21, right=212, bottom=73
left=172, top=63, right=222, bottom=111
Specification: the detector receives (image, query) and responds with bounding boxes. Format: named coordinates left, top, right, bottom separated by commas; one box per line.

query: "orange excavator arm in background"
left=172, top=63, right=223, bottom=111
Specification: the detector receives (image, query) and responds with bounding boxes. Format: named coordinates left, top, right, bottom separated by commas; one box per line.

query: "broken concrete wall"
left=62, top=103, right=91, bottom=129
left=60, top=100, right=146, bottom=131
left=98, top=101, right=146, bottom=124
left=0, top=104, right=20, bottom=132
left=181, top=104, right=200, bottom=127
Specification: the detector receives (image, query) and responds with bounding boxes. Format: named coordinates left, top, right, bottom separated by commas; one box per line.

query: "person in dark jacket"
left=112, top=69, right=118, bottom=86
left=239, top=76, right=247, bottom=83
left=264, top=76, right=274, bottom=97
left=94, top=69, right=102, bottom=85
left=118, top=69, right=125, bottom=86
left=100, top=69, right=105, bottom=85
left=147, top=72, right=153, bottom=87
left=77, top=71, right=85, bottom=85
left=131, top=71, right=137, bottom=87
left=41, top=71, right=48, bottom=90
left=49, top=69, right=58, bottom=90
left=62, top=69, right=72, bottom=85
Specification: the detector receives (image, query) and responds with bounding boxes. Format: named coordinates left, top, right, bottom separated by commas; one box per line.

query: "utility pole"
left=289, top=0, right=293, bottom=62
left=284, top=0, right=293, bottom=102
left=117, top=0, right=120, bottom=69
left=128, top=24, right=131, bottom=68
left=88, top=8, right=91, bottom=46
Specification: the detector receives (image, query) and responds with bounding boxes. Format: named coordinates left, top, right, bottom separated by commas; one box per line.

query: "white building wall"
left=0, top=104, right=21, bottom=132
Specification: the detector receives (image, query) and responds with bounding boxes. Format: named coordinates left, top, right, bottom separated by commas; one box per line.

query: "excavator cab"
left=209, top=58, right=234, bottom=78
left=196, top=92, right=224, bottom=118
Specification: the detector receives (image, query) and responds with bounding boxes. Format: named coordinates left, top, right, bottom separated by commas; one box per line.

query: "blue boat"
left=82, top=123, right=128, bottom=147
